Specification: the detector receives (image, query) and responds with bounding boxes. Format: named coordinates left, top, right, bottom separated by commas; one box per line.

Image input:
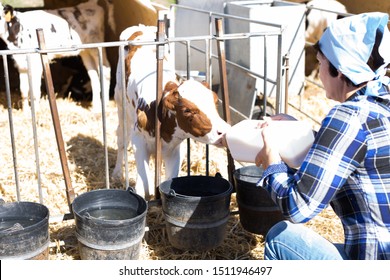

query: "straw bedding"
left=0, top=79, right=343, bottom=260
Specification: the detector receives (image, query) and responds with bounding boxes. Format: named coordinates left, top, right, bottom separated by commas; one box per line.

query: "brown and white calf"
left=112, top=25, right=230, bottom=200
left=0, top=0, right=114, bottom=112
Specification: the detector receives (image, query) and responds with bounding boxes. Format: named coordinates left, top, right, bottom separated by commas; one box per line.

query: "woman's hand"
left=256, top=114, right=297, bottom=128
left=268, top=113, right=297, bottom=121
left=255, top=120, right=282, bottom=169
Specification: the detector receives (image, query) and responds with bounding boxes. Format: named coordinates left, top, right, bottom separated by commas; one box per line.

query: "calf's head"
left=160, top=79, right=230, bottom=147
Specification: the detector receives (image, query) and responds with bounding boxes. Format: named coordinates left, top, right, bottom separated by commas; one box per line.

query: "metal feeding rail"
left=1, top=8, right=286, bottom=223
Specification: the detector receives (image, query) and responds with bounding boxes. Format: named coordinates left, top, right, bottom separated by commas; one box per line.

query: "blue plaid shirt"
left=258, top=86, right=390, bottom=260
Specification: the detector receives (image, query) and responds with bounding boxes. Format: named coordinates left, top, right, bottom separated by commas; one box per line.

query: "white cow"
left=304, top=0, right=348, bottom=77
left=112, top=25, right=231, bottom=200
left=305, top=0, right=347, bottom=44
left=0, top=0, right=115, bottom=112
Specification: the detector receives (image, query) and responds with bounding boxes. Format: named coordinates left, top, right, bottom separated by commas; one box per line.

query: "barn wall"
left=338, top=0, right=390, bottom=15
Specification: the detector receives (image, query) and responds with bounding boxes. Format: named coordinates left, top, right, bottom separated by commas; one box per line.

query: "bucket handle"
left=2, top=222, right=24, bottom=233
left=167, top=189, right=176, bottom=198
left=83, top=211, right=92, bottom=220
left=126, top=186, right=136, bottom=193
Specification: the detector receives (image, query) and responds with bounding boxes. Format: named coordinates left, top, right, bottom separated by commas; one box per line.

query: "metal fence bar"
left=2, top=54, right=20, bottom=201
left=173, top=32, right=281, bottom=84
left=1, top=3, right=361, bottom=210
left=0, top=8, right=291, bottom=217
left=97, top=46, right=110, bottom=189
left=305, top=4, right=352, bottom=18
left=118, top=44, right=130, bottom=191
left=171, top=4, right=284, bottom=29
left=172, top=3, right=286, bottom=120
left=185, top=40, right=191, bottom=177
left=204, top=37, right=212, bottom=177
left=263, top=35, right=268, bottom=117
left=26, top=54, right=43, bottom=203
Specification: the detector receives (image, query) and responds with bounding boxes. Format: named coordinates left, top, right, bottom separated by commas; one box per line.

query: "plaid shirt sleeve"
left=258, top=89, right=390, bottom=259
left=258, top=103, right=367, bottom=223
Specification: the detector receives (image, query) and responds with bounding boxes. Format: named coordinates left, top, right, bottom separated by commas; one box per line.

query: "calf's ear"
left=201, top=80, right=210, bottom=89
left=163, top=81, right=178, bottom=92
left=160, top=81, right=180, bottom=116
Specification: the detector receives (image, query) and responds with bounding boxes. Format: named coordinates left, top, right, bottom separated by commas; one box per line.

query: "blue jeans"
left=264, top=221, right=349, bottom=260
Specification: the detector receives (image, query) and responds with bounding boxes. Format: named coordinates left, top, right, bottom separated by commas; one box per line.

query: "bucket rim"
left=233, top=165, right=264, bottom=179
left=72, top=189, right=148, bottom=224
left=159, top=175, right=233, bottom=200
left=0, top=201, right=49, bottom=236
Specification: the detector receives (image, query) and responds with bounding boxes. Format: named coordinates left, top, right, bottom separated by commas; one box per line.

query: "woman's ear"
left=337, top=70, right=343, bottom=77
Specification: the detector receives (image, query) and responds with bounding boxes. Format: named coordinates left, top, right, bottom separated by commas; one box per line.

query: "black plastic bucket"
left=72, top=189, right=147, bottom=260
left=159, top=175, right=233, bottom=251
left=233, top=165, right=284, bottom=235
left=0, top=201, right=49, bottom=259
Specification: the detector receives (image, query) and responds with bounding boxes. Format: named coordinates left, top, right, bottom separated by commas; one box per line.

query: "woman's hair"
left=314, top=29, right=386, bottom=87
left=367, top=29, right=385, bottom=71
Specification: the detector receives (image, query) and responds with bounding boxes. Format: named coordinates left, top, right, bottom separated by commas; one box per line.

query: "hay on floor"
left=0, top=80, right=343, bottom=260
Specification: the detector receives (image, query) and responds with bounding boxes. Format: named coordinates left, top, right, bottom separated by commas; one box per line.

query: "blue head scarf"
left=319, top=12, right=390, bottom=96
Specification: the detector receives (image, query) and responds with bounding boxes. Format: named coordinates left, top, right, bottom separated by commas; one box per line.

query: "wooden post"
left=36, top=29, right=75, bottom=210
left=215, top=18, right=235, bottom=185
left=154, top=14, right=166, bottom=199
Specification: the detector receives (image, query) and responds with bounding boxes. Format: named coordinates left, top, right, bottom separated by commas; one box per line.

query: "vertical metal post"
left=207, top=13, right=212, bottom=86
left=205, top=12, right=213, bottom=177
left=263, top=36, right=268, bottom=118
left=3, top=54, right=20, bottom=201
left=155, top=14, right=166, bottom=198
left=185, top=40, right=191, bottom=176
left=284, top=53, right=290, bottom=114
left=275, top=34, right=284, bottom=114
left=97, top=46, right=110, bottom=189
left=215, top=18, right=235, bottom=184
left=36, top=28, right=75, bottom=210
left=27, top=54, right=43, bottom=203
left=204, top=37, right=210, bottom=177
left=204, top=37, right=211, bottom=176
left=119, top=45, right=129, bottom=191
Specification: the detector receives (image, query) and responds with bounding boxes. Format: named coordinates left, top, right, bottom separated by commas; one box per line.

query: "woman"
left=255, top=12, right=390, bottom=260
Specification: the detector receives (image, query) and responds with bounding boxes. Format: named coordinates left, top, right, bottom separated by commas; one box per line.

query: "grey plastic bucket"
left=72, top=189, right=147, bottom=260
left=0, top=201, right=50, bottom=260
left=233, top=165, right=284, bottom=235
left=159, top=175, right=233, bottom=251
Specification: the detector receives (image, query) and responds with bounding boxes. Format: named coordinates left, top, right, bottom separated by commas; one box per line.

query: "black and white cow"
left=0, top=0, right=115, bottom=112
